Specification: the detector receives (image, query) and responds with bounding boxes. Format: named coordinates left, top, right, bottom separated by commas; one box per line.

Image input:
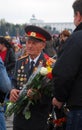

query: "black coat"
left=52, top=23, right=82, bottom=109
left=12, top=52, right=52, bottom=130
left=4, top=48, right=16, bottom=76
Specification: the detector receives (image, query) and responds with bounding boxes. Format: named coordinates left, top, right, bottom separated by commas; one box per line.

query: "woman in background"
left=0, top=37, right=16, bottom=79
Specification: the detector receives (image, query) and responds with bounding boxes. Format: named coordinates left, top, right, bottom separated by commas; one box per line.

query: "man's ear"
left=77, top=11, right=82, bottom=22
left=42, top=42, right=46, bottom=49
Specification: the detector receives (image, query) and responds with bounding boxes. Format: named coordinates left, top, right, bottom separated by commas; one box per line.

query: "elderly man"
left=9, top=25, right=53, bottom=130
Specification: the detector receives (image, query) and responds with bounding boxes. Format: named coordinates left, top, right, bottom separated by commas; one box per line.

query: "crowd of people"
left=0, top=0, right=82, bottom=130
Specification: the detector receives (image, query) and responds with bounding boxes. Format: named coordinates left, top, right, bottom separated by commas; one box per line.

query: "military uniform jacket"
left=12, top=52, right=52, bottom=130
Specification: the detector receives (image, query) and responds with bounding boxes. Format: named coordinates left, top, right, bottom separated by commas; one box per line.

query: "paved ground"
left=6, top=115, right=13, bottom=130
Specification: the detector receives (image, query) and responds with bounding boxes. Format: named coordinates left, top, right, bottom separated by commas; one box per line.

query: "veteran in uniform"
left=10, top=25, right=53, bottom=130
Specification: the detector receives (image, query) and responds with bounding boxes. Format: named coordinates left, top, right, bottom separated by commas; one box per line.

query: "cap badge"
left=30, top=32, right=36, bottom=37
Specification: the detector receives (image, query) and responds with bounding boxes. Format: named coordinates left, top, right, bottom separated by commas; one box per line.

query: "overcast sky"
left=0, top=0, right=75, bottom=24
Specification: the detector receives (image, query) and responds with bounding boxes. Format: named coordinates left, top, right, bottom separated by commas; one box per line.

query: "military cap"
left=25, top=25, right=52, bottom=42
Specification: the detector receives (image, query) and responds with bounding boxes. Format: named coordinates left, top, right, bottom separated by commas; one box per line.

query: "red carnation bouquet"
left=5, top=57, right=55, bottom=120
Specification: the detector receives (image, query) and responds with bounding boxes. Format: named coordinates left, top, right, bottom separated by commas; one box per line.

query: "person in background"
left=56, top=29, right=71, bottom=57
left=0, top=37, right=16, bottom=113
left=9, top=25, right=54, bottom=130
left=0, top=58, right=12, bottom=130
left=52, top=0, right=82, bottom=130
left=0, top=37, right=16, bottom=80
left=14, top=43, right=23, bottom=60
left=59, top=30, right=71, bottom=42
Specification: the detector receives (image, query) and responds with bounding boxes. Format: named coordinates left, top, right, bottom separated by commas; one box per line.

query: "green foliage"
left=0, top=19, right=26, bottom=36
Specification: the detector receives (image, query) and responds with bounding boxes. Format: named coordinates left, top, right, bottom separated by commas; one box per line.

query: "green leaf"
left=25, top=111, right=31, bottom=120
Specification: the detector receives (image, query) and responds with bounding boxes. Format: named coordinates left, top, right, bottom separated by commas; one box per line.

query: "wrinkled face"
left=73, top=11, right=82, bottom=26
left=26, top=39, right=46, bottom=59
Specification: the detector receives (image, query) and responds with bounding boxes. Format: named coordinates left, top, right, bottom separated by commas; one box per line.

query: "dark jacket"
left=12, top=52, right=52, bottom=130
left=4, top=48, right=16, bottom=76
left=52, top=22, right=82, bottom=109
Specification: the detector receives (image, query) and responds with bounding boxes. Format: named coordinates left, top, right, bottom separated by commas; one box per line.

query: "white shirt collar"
left=29, top=53, right=41, bottom=64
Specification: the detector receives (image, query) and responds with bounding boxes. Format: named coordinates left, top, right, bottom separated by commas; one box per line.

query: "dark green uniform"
left=13, top=52, right=52, bottom=130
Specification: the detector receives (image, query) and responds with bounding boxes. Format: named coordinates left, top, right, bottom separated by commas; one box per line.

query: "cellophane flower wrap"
left=5, top=57, right=55, bottom=120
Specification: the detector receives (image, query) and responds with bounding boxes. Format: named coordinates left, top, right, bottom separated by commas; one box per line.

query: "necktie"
left=29, top=61, right=35, bottom=76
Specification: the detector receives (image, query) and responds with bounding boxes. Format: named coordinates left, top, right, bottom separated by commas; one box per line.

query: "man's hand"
left=27, top=89, right=33, bottom=99
left=52, top=97, right=63, bottom=109
left=10, top=89, right=20, bottom=102
left=27, top=89, right=41, bottom=100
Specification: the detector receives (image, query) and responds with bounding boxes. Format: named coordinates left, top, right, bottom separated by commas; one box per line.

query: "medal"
left=24, top=74, right=27, bottom=77
left=19, top=86, right=22, bottom=90
left=21, top=66, right=24, bottom=69
left=18, top=74, right=20, bottom=77
left=21, top=74, right=24, bottom=77
left=22, top=70, right=24, bottom=73
left=20, top=82, right=23, bottom=85
left=20, top=78, right=24, bottom=81
left=18, top=69, right=21, bottom=73
left=24, top=78, right=27, bottom=81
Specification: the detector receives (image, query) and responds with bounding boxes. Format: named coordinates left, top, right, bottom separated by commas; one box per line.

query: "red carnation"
left=47, top=72, right=53, bottom=79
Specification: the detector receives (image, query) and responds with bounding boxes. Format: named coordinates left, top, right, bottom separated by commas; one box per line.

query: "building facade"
left=29, top=15, right=75, bottom=33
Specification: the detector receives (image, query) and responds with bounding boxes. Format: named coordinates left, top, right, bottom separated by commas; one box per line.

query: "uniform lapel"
left=35, top=52, right=46, bottom=67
